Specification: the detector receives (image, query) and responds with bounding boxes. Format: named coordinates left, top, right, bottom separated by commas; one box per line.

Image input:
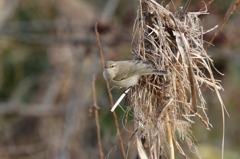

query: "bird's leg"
left=108, top=86, right=117, bottom=92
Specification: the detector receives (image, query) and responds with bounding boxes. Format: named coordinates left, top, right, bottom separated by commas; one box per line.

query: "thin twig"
left=126, top=128, right=139, bottom=159
left=183, top=103, right=211, bottom=130
left=95, top=23, right=126, bottom=158
left=92, top=74, right=104, bottom=159
left=199, top=0, right=215, bottom=12
left=206, top=0, right=240, bottom=49
left=183, top=0, right=192, bottom=15
left=172, top=137, right=188, bottom=159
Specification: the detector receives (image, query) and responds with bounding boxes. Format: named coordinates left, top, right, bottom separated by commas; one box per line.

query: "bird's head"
left=103, top=61, right=118, bottom=80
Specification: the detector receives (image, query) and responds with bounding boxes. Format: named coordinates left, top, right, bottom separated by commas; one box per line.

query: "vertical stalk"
left=166, top=112, right=174, bottom=159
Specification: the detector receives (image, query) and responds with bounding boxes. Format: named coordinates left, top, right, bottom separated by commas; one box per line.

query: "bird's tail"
left=152, top=69, right=168, bottom=75
left=143, top=69, right=168, bottom=75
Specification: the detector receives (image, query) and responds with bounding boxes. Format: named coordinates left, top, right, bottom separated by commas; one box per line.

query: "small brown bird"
left=103, top=60, right=168, bottom=88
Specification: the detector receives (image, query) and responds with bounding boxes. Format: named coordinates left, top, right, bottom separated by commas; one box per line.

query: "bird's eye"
left=110, top=65, right=114, bottom=68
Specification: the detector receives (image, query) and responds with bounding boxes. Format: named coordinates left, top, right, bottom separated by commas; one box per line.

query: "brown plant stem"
left=199, top=0, right=215, bottom=12
left=206, top=0, right=240, bottom=49
left=184, top=103, right=211, bottom=130
left=92, top=74, right=104, bottom=159
left=166, top=112, right=175, bottom=159
left=95, top=23, right=126, bottom=158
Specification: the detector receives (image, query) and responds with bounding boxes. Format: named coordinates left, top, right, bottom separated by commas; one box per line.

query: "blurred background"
left=0, top=0, right=239, bottom=159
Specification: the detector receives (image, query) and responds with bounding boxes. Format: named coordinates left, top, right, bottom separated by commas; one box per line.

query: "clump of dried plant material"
left=123, top=0, right=227, bottom=158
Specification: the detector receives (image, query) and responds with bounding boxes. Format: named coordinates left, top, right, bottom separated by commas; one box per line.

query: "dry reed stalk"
left=123, top=0, right=227, bottom=158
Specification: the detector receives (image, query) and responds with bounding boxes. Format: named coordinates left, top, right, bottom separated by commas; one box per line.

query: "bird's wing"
left=113, top=61, right=140, bottom=81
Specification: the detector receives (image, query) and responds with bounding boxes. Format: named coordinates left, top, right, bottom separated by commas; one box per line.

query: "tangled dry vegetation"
left=122, top=0, right=227, bottom=158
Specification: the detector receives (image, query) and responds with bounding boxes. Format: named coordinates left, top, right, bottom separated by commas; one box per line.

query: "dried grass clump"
left=125, top=0, right=227, bottom=158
